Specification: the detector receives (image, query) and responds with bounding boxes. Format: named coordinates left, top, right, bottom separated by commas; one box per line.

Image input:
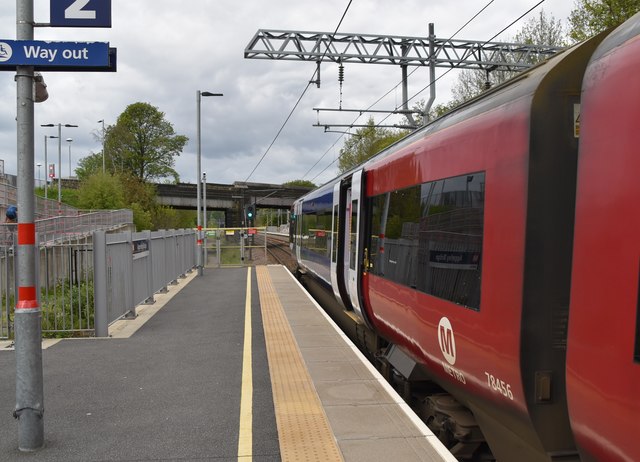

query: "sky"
left=0, top=0, right=576, bottom=188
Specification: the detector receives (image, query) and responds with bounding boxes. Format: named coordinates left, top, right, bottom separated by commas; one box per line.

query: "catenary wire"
left=243, top=0, right=354, bottom=183
left=308, top=0, right=548, bottom=182
left=305, top=0, right=499, bottom=182
left=379, top=0, right=548, bottom=125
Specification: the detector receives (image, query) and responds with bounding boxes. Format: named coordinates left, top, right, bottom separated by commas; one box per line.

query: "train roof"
left=589, top=11, right=640, bottom=62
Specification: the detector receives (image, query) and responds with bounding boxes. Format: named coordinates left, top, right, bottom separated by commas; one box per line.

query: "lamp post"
left=196, top=90, right=223, bottom=276
left=66, top=138, right=73, bottom=178
left=43, top=135, right=57, bottom=202
left=41, top=123, right=77, bottom=213
left=202, top=172, right=207, bottom=268
left=97, top=119, right=105, bottom=173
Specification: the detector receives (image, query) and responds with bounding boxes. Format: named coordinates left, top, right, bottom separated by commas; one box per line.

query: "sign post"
left=11, top=0, right=114, bottom=452
left=14, top=0, right=44, bottom=451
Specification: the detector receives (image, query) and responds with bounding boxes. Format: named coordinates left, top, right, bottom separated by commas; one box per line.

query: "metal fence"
left=0, top=244, right=14, bottom=339
left=204, top=227, right=267, bottom=267
left=0, top=224, right=196, bottom=339
left=0, top=232, right=97, bottom=339
left=93, top=229, right=196, bottom=336
left=0, top=179, right=85, bottom=221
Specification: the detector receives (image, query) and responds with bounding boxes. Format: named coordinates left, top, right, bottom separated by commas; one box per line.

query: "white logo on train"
left=438, top=317, right=456, bottom=365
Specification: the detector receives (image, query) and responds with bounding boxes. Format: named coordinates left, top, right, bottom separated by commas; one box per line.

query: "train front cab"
left=357, top=34, right=610, bottom=461
left=566, top=13, right=640, bottom=462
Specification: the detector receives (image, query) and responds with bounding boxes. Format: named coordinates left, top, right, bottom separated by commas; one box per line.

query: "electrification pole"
left=14, top=0, right=44, bottom=451
left=196, top=91, right=203, bottom=276
left=196, top=90, right=222, bottom=276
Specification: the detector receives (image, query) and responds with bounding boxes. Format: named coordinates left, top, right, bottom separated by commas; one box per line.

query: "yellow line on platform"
left=238, top=267, right=253, bottom=461
left=256, top=266, right=343, bottom=462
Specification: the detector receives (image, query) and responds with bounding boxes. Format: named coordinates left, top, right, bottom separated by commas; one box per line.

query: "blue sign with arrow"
left=0, top=40, right=112, bottom=70
left=50, top=0, right=112, bottom=28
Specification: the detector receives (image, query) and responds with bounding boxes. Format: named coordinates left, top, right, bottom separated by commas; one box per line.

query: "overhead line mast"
left=245, top=24, right=564, bottom=123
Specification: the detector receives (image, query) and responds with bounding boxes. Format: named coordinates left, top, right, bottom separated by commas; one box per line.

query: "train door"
left=294, top=201, right=302, bottom=263
left=345, top=170, right=365, bottom=321
left=330, top=183, right=342, bottom=301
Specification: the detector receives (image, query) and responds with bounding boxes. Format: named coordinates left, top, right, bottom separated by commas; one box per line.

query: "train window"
left=369, top=172, right=485, bottom=310
left=331, top=206, right=339, bottom=263
left=350, top=200, right=358, bottom=270
left=301, top=195, right=333, bottom=259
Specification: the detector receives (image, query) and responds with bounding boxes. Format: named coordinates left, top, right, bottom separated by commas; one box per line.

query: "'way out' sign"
left=0, top=40, right=110, bottom=68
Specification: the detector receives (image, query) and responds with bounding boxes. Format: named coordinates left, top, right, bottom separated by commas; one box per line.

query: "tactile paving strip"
left=256, top=266, right=344, bottom=462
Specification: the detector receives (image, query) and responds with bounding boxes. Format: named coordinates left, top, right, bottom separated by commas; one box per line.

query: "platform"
left=0, top=265, right=454, bottom=461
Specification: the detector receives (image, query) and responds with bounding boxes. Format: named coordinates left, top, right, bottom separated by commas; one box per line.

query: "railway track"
left=263, top=233, right=297, bottom=272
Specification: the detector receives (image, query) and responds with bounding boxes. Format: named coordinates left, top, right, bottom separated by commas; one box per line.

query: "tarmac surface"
left=0, top=268, right=280, bottom=461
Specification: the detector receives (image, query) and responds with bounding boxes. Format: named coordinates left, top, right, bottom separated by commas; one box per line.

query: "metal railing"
left=0, top=180, right=82, bottom=221
left=205, top=227, right=267, bottom=267
left=1, top=226, right=196, bottom=339
left=36, top=209, right=134, bottom=243
left=0, top=233, right=94, bottom=339
left=93, top=228, right=196, bottom=336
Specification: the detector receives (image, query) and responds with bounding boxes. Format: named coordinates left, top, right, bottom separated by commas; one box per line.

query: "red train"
left=291, top=13, right=640, bottom=462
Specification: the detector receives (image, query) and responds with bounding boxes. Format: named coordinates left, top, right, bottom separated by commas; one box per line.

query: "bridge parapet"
left=155, top=181, right=312, bottom=227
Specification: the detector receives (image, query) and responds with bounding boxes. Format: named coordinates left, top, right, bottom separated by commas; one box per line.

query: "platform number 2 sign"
left=65, top=0, right=97, bottom=20
left=50, top=0, right=112, bottom=28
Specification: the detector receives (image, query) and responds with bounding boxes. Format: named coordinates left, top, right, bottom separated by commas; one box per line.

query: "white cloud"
left=0, top=0, right=574, bottom=187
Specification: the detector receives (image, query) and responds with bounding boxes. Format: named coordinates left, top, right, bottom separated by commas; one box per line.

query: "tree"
left=104, top=102, right=188, bottom=183
left=338, top=118, right=405, bottom=173
left=75, top=171, right=174, bottom=231
left=569, top=0, right=640, bottom=42
left=450, top=10, right=565, bottom=103
left=75, top=152, right=104, bottom=181
left=77, top=173, right=125, bottom=210
left=399, top=100, right=458, bottom=126
left=283, top=180, right=316, bottom=188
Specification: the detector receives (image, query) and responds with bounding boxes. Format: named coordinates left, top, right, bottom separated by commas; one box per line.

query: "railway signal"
left=246, top=204, right=255, bottom=225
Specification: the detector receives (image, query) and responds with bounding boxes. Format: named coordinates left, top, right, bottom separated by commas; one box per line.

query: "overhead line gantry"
left=244, top=25, right=564, bottom=125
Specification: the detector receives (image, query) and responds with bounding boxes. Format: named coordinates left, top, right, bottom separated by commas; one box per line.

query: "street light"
left=66, top=138, right=73, bottom=178
left=196, top=90, right=223, bottom=276
left=97, top=119, right=105, bottom=173
left=43, top=134, right=57, bottom=202
left=41, top=123, right=78, bottom=212
left=36, top=163, right=41, bottom=188
left=202, top=172, right=207, bottom=268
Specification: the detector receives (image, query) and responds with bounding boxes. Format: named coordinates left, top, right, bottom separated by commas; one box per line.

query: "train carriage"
left=291, top=13, right=640, bottom=461
left=566, top=14, right=640, bottom=462
left=355, top=32, right=608, bottom=461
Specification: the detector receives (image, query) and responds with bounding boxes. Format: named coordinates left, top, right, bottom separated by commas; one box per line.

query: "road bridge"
left=155, top=181, right=312, bottom=227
